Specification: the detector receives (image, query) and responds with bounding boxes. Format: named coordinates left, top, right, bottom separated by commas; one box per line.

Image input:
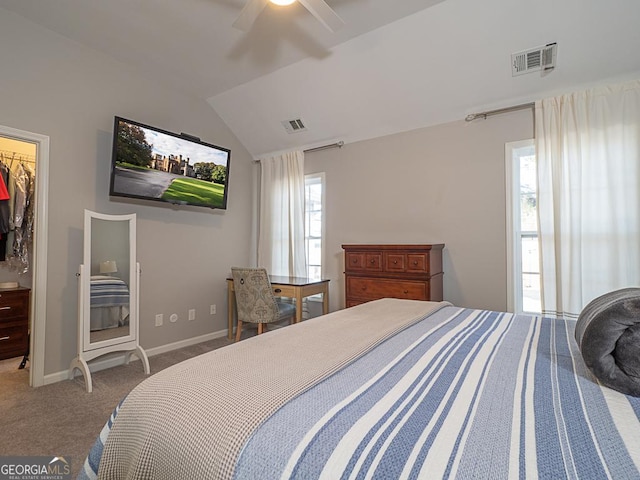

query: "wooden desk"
left=226, top=276, right=330, bottom=340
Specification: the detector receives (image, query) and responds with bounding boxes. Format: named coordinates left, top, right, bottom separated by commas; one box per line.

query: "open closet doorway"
left=0, top=125, right=49, bottom=387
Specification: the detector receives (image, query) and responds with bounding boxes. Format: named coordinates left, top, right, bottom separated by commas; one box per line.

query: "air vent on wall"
left=511, top=42, right=557, bottom=76
left=281, top=118, right=307, bottom=134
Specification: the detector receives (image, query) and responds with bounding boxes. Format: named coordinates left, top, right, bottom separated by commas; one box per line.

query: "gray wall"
left=305, top=109, right=534, bottom=312
left=0, top=11, right=254, bottom=376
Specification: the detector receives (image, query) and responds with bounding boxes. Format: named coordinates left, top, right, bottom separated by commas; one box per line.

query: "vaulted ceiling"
left=2, top=0, right=640, bottom=158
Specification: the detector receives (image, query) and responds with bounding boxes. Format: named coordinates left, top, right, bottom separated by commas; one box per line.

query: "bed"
left=78, top=298, right=640, bottom=479
left=89, top=275, right=130, bottom=331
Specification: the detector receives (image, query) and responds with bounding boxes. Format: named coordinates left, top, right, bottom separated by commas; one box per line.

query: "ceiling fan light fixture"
left=234, top=0, right=344, bottom=33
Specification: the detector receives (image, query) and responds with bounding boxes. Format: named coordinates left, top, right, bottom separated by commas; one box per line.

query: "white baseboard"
left=144, top=329, right=228, bottom=356
left=45, top=329, right=228, bottom=386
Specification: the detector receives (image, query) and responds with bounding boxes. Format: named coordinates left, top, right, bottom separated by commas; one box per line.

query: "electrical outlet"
left=210, top=304, right=216, bottom=315
left=155, top=314, right=163, bottom=327
left=170, top=313, right=178, bottom=323
left=188, top=309, right=196, bottom=321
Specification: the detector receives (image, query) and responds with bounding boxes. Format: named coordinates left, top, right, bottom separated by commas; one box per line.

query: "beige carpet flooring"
left=0, top=335, right=236, bottom=478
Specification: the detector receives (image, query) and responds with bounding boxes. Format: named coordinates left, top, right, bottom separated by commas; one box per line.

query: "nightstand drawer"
left=0, top=290, right=29, bottom=320
left=0, top=325, right=28, bottom=359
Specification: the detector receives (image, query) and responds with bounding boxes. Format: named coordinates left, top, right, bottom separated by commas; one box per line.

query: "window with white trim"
left=305, top=173, right=324, bottom=282
left=506, top=140, right=541, bottom=314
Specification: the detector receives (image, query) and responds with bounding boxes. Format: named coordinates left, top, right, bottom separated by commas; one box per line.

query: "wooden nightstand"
left=0, top=287, right=30, bottom=360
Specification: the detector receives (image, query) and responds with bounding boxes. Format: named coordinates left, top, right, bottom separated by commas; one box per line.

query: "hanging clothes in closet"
left=0, top=153, right=36, bottom=273
left=0, top=160, right=12, bottom=261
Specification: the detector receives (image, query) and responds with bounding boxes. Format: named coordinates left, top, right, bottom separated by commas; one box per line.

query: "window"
left=305, top=173, right=324, bottom=282
left=506, top=140, right=541, bottom=314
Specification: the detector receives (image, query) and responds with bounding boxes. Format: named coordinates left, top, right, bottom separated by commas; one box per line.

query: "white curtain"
left=536, top=80, right=640, bottom=318
left=257, top=150, right=307, bottom=278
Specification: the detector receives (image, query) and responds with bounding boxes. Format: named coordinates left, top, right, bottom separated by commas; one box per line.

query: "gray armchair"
left=231, top=267, right=296, bottom=342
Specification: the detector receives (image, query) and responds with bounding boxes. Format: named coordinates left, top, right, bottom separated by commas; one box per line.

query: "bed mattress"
left=79, top=299, right=640, bottom=480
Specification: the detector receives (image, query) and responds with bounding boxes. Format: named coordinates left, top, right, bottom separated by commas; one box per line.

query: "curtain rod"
left=304, top=141, right=344, bottom=153
left=255, top=141, right=344, bottom=162
left=464, top=102, right=535, bottom=122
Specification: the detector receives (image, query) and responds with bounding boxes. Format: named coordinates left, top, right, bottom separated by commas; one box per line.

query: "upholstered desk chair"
left=231, top=267, right=296, bottom=342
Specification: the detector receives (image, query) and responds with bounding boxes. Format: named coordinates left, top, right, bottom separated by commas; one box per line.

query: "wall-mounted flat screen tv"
left=109, top=116, right=231, bottom=210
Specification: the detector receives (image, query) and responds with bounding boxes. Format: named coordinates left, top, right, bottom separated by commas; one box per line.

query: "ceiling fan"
left=233, top=0, right=345, bottom=33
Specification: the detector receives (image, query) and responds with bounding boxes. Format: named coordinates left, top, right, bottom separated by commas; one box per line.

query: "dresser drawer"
left=407, top=253, right=429, bottom=272
left=0, top=325, right=28, bottom=359
left=384, top=252, right=429, bottom=273
left=347, top=277, right=428, bottom=301
left=345, top=251, right=383, bottom=272
left=384, top=253, right=406, bottom=272
left=0, top=290, right=29, bottom=320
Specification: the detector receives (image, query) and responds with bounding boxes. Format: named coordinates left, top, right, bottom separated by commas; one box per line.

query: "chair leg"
left=235, top=320, right=243, bottom=342
left=257, top=323, right=264, bottom=335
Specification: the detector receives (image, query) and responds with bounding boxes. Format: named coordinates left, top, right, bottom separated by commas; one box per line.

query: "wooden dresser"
left=342, top=244, right=444, bottom=307
left=0, top=287, right=30, bottom=360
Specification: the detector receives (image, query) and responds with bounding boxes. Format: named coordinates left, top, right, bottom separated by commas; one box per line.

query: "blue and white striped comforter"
left=90, top=275, right=129, bottom=308
left=234, top=307, right=640, bottom=480
left=79, top=304, right=640, bottom=480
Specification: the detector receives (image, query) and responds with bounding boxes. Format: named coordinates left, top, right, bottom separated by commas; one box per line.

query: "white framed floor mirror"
left=69, top=209, right=149, bottom=392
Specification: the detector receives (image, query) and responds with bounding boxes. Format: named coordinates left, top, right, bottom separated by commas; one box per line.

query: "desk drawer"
left=347, top=277, right=428, bottom=302
left=272, top=285, right=296, bottom=297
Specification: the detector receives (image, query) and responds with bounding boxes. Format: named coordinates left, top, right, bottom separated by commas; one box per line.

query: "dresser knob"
left=370, top=260, right=375, bottom=264
left=393, top=260, right=398, bottom=264
left=413, top=261, right=418, bottom=265
left=0, top=306, right=11, bottom=311
left=403, top=290, right=409, bottom=294
left=0, top=336, right=10, bottom=341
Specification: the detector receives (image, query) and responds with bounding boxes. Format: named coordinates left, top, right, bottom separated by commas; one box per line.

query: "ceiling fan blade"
left=298, top=0, right=345, bottom=33
left=232, top=0, right=270, bottom=32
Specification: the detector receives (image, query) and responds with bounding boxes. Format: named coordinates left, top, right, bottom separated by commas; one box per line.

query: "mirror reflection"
left=89, top=217, right=130, bottom=344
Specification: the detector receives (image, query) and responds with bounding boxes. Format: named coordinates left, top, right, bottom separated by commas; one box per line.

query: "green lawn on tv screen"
left=162, top=177, right=225, bottom=208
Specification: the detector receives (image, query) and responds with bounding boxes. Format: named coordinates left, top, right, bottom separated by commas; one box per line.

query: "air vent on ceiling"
left=281, top=118, right=307, bottom=134
left=511, top=42, right=557, bottom=76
